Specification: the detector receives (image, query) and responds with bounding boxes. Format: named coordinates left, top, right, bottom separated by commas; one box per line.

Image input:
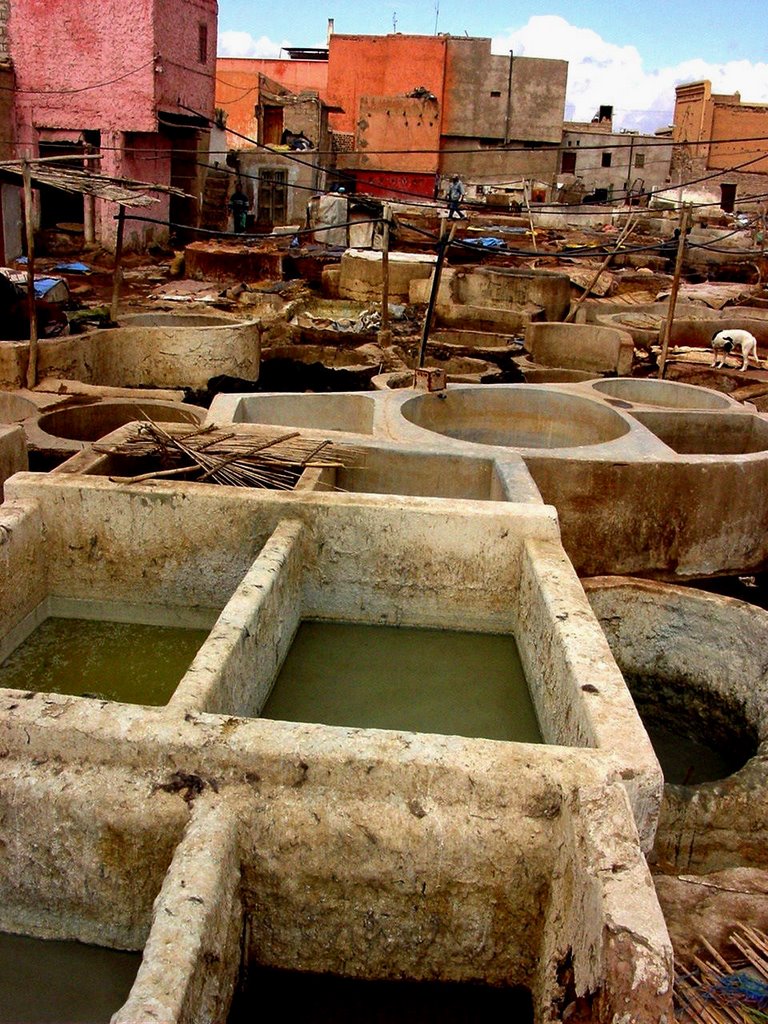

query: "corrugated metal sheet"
left=0, top=161, right=190, bottom=206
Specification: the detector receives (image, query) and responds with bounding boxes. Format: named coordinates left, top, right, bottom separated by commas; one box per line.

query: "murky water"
left=262, top=621, right=542, bottom=742
left=228, top=967, right=533, bottom=1023
left=0, top=932, right=141, bottom=1024
left=644, top=720, right=744, bottom=785
left=0, top=618, right=208, bottom=706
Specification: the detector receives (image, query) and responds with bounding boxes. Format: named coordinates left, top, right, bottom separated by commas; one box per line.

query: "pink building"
left=9, top=0, right=218, bottom=248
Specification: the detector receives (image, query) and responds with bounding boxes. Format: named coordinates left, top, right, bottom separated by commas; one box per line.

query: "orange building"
left=673, top=80, right=768, bottom=209
left=217, top=57, right=328, bottom=144
left=215, top=32, right=567, bottom=201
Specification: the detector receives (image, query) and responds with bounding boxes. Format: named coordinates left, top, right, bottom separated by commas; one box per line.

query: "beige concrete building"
left=559, top=108, right=673, bottom=204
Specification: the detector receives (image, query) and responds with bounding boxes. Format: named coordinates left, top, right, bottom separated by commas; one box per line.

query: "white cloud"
left=218, top=31, right=286, bottom=59
left=492, top=15, right=768, bottom=133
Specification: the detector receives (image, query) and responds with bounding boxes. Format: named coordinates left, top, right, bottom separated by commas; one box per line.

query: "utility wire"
left=3, top=58, right=157, bottom=94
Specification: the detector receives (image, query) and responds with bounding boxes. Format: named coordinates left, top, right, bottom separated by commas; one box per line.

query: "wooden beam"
left=22, top=161, right=38, bottom=390
left=418, top=219, right=456, bottom=368
left=378, top=204, right=391, bottom=345
left=110, top=205, right=126, bottom=324
left=657, top=205, right=691, bottom=379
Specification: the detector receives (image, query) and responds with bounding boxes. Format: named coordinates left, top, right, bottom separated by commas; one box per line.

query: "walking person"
left=229, top=181, right=250, bottom=233
left=446, top=174, right=466, bottom=219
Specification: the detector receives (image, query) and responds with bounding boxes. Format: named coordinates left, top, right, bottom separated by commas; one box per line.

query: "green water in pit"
left=262, top=621, right=542, bottom=742
left=0, top=932, right=141, bottom=1024
left=0, top=618, right=209, bottom=706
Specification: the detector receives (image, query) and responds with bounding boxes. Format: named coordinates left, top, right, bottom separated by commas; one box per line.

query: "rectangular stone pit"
left=0, top=473, right=671, bottom=1022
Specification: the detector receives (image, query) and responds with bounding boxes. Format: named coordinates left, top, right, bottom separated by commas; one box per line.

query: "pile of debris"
left=94, top=420, right=364, bottom=490
left=676, top=925, right=768, bottom=1022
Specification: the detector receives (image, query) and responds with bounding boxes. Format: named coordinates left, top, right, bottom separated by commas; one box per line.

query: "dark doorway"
left=37, top=142, right=85, bottom=230
left=165, top=126, right=200, bottom=245
left=262, top=105, right=284, bottom=145
left=720, top=182, right=737, bottom=213
left=257, top=169, right=288, bottom=230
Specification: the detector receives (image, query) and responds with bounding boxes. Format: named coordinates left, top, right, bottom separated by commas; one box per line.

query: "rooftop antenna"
left=393, top=10, right=397, bottom=31
left=434, top=0, right=439, bottom=34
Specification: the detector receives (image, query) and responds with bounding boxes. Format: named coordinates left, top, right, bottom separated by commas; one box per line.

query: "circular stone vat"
left=35, top=400, right=205, bottom=443
left=119, top=313, right=242, bottom=329
left=591, top=378, right=733, bottom=410
left=0, top=393, right=37, bottom=423
left=400, top=387, right=630, bottom=449
left=584, top=577, right=768, bottom=873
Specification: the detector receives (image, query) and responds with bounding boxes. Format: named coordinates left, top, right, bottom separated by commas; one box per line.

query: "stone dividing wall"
left=518, top=538, right=662, bottom=849
left=113, top=793, right=243, bottom=1024
left=0, top=424, right=26, bottom=500
left=0, top=474, right=673, bottom=1020
left=0, top=471, right=662, bottom=843
left=169, top=519, right=307, bottom=717
left=0, top=695, right=673, bottom=1022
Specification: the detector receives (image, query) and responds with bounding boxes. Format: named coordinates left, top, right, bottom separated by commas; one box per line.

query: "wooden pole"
left=565, top=212, right=637, bottom=323
left=523, top=179, right=537, bottom=253
left=22, top=161, right=38, bottom=390
left=657, top=205, right=691, bottom=379
left=378, top=204, right=391, bottom=345
left=418, top=219, right=456, bottom=368
left=110, top=205, right=126, bottom=324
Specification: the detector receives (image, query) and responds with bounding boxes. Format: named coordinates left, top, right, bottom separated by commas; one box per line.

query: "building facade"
left=558, top=108, right=673, bottom=204
left=215, top=31, right=568, bottom=203
left=672, top=80, right=768, bottom=210
left=9, top=0, right=218, bottom=248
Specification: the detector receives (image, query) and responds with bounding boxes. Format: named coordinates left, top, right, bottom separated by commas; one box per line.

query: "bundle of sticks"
left=675, top=925, right=768, bottom=1023
left=94, top=420, right=364, bottom=490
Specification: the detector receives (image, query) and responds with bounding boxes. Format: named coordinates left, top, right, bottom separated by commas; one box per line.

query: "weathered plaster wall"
left=355, top=95, right=440, bottom=175
left=560, top=127, right=672, bottom=197
left=216, top=58, right=329, bottom=145
left=100, top=131, right=173, bottom=249
left=708, top=103, right=768, bottom=174
left=0, top=759, right=187, bottom=948
left=10, top=0, right=158, bottom=139
left=442, top=41, right=566, bottom=145
left=327, top=34, right=447, bottom=137
left=153, top=0, right=216, bottom=119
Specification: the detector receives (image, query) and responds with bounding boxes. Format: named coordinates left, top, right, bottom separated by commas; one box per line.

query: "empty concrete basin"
left=35, top=400, right=205, bottom=444
left=400, top=387, right=631, bottom=449
left=633, top=410, right=768, bottom=455
left=525, top=322, right=634, bottom=377
left=214, top=392, right=377, bottom=434
left=591, top=378, right=733, bottom=410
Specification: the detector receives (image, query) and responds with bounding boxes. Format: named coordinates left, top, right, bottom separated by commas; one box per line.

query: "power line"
left=2, top=58, right=157, bottom=94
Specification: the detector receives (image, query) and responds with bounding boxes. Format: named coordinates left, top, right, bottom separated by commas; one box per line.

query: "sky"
left=216, top=0, right=768, bottom=133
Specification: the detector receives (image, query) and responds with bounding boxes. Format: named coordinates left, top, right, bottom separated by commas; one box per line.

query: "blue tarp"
left=462, top=237, right=506, bottom=249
